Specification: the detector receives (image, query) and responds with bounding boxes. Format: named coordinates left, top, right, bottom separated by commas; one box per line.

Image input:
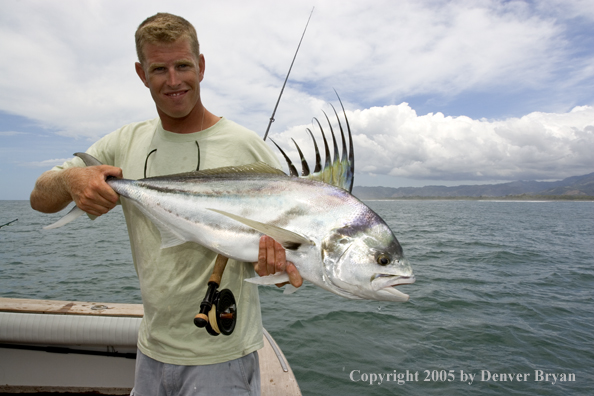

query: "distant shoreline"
left=361, top=195, right=594, bottom=201
left=353, top=172, right=594, bottom=200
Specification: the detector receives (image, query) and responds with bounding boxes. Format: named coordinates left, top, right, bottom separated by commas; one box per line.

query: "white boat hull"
left=0, top=298, right=300, bottom=395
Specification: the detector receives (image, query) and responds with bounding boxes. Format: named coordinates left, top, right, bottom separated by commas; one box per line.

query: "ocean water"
left=1, top=200, right=592, bottom=395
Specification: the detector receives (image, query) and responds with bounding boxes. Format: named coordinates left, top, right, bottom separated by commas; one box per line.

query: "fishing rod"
left=263, top=7, right=314, bottom=141
left=0, top=219, right=18, bottom=229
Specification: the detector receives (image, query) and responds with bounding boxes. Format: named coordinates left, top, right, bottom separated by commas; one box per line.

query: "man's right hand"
left=62, top=166, right=123, bottom=216
left=30, top=165, right=122, bottom=215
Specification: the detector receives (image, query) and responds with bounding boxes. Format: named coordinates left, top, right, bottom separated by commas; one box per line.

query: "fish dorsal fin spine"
left=143, top=161, right=287, bottom=181
left=271, top=94, right=355, bottom=192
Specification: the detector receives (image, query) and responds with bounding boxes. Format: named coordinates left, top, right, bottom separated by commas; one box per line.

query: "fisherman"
left=30, top=12, right=302, bottom=396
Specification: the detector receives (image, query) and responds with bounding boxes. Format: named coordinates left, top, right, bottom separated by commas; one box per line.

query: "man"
left=30, top=12, right=301, bottom=396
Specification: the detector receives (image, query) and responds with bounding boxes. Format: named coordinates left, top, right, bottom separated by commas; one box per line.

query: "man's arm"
left=30, top=165, right=123, bottom=216
left=254, top=235, right=303, bottom=288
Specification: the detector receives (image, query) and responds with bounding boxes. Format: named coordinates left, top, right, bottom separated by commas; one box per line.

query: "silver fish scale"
left=109, top=175, right=369, bottom=259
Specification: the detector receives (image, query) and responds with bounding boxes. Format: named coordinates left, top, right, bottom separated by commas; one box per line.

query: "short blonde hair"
left=135, top=13, right=200, bottom=65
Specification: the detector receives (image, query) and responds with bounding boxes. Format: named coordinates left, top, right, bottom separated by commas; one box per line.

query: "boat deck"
left=0, top=298, right=300, bottom=395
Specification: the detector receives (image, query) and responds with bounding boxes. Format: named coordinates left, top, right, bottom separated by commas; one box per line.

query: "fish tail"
left=43, top=205, right=86, bottom=230
left=42, top=152, right=103, bottom=230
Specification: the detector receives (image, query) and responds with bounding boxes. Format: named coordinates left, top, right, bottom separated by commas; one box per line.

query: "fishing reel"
left=194, top=255, right=237, bottom=336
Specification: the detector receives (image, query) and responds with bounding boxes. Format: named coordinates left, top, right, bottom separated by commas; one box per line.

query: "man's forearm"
left=31, top=165, right=123, bottom=216
left=30, top=170, right=73, bottom=213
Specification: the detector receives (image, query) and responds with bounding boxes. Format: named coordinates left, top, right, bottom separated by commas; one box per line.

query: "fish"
left=44, top=104, right=415, bottom=302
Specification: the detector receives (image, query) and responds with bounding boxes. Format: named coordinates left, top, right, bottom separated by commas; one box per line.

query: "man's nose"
left=166, top=68, right=181, bottom=86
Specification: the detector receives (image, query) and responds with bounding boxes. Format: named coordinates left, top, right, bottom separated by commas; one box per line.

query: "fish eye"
left=377, top=254, right=390, bottom=266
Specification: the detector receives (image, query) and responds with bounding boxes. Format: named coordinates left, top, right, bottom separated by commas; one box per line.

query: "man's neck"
left=159, top=105, right=218, bottom=134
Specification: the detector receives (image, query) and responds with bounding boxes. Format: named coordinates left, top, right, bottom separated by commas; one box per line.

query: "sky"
left=1, top=0, right=593, bottom=200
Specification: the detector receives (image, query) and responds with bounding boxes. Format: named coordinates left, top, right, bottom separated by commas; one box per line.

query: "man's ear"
left=135, top=62, right=149, bottom=88
left=198, top=54, right=205, bottom=83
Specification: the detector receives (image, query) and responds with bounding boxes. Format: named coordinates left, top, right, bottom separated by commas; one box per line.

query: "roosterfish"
left=44, top=101, right=415, bottom=302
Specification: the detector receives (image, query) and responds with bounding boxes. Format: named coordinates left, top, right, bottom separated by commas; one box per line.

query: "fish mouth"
left=370, top=274, right=416, bottom=301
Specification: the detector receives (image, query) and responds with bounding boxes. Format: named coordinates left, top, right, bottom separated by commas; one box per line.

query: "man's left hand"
left=254, top=235, right=303, bottom=288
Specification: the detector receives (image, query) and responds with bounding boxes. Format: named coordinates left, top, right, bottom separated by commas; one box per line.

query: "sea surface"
left=1, top=200, right=593, bottom=395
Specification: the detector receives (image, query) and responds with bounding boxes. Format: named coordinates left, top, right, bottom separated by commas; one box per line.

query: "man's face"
left=135, top=38, right=204, bottom=122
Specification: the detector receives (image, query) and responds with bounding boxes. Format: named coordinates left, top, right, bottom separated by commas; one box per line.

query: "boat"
left=0, top=297, right=301, bottom=395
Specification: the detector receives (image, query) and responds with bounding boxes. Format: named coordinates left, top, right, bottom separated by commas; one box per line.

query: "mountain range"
left=352, top=172, right=594, bottom=200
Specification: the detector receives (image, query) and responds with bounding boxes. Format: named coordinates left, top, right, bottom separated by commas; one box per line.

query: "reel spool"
left=194, top=255, right=237, bottom=336
left=205, top=288, right=236, bottom=336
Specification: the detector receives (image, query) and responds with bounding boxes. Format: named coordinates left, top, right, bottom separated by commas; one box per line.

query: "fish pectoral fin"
left=245, top=273, right=300, bottom=294
left=245, top=272, right=290, bottom=285
left=43, top=205, right=86, bottom=230
left=283, top=284, right=300, bottom=295
left=207, top=208, right=312, bottom=250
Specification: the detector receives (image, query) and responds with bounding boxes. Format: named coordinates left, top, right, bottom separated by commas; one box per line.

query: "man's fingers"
left=285, top=262, right=303, bottom=288
left=96, top=166, right=122, bottom=204
left=274, top=240, right=286, bottom=272
left=97, top=182, right=119, bottom=205
left=265, top=236, right=276, bottom=275
left=254, top=236, right=302, bottom=289
left=106, top=166, right=124, bottom=180
left=256, top=236, right=268, bottom=277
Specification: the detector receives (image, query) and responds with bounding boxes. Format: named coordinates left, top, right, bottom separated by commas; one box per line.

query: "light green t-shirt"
left=53, top=117, right=281, bottom=365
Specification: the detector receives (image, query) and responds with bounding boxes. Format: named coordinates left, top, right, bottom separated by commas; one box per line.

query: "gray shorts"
left=130, top=350, right=261, bottom=396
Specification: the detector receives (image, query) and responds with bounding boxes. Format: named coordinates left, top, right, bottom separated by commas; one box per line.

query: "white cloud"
left=0, top=0, right=592, bottom=189
left=21, top=158, right=74, bottom=168
left=270, top=104, right=594, bottom=182
left=1, top=0, right=592, bottom=139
